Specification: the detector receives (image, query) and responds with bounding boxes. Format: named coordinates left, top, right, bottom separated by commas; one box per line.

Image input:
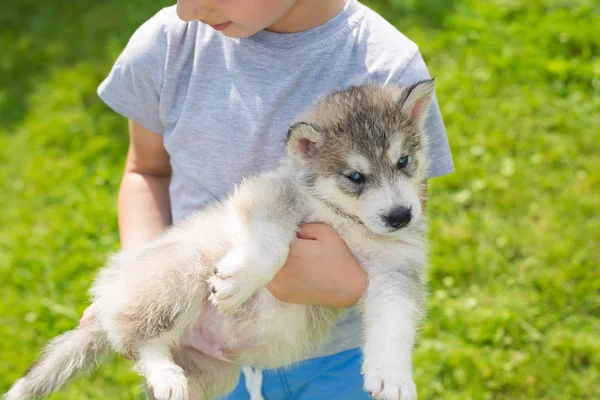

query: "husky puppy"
left=6, top=80, right=435, bottom=400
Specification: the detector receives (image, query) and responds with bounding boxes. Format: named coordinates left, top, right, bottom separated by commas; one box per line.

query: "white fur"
left=347, top=153, right=372, bottom=175
left=6, top=83, right=434, bottom=400
left=137, top=338, right=190, bottom=400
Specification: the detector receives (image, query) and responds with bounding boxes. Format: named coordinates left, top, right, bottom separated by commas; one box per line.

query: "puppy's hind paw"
left=147, top=366, right=189, bottom=400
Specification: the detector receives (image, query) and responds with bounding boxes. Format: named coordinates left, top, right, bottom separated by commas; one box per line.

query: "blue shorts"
left=218, top=347, right=372, bottom=400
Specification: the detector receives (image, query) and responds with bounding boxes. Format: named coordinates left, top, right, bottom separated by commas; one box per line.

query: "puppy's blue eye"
left=397, top=156, right=409, bottom=169
left=347, top=172, right=365, bottom=183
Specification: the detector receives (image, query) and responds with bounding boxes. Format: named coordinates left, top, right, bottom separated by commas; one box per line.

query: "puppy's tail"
left=5, top=322, right=109, bottom=400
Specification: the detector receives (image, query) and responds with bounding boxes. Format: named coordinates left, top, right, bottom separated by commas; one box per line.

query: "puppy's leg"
left=173, top=347, right=241, bottom=400
left=94, top=240, right=212, bottom=346
left=210, top=176, right=307, bottom=312
left=136, top=338, right=189, bottom=400
left=361, top=265, right=423, bottom=400
left=186, top=362, right=240, bottom=400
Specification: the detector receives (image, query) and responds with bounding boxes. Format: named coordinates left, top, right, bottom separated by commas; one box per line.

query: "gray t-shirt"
left=98, top=0, right=454, bottom=359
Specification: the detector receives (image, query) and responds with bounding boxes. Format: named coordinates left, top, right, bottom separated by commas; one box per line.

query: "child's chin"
left=219, top=25, right=261, bottom=39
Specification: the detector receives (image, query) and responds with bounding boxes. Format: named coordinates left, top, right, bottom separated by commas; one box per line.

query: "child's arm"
left=117, top=120, right=172, bottom=249
left=80, top=120, right=171, bottom=326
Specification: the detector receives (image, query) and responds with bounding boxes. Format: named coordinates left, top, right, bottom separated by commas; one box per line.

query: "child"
left=81, top=0, right=454, bottom=398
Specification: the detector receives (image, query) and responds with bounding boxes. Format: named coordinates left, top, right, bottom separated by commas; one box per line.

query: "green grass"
left=1, top=0, right=599, bottom=399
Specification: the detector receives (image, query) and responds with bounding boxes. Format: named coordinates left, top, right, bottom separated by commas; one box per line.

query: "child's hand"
left=266, top=223, right=368, bottom=308
left=79, top=303, right=97, bottom=327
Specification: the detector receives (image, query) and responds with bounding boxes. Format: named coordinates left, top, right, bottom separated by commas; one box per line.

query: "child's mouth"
left=209, top=21, right=232, bottom=31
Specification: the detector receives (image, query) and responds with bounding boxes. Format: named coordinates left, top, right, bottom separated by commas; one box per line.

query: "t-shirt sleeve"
left=393, top=52, right=455, bottom=179
left=97, top=9, right=169, bottom=134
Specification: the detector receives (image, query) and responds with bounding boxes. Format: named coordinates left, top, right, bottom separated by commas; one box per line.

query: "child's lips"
left=208, top=21, right=232, bottom=31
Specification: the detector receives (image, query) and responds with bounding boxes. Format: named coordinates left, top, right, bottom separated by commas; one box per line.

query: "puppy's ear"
left=399, top=79, right=435, bottom=128
left=286, top=122, right=324, bottom=161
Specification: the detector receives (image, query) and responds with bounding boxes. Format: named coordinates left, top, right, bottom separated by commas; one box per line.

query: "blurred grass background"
left=1, top=0, right=599, bottom=399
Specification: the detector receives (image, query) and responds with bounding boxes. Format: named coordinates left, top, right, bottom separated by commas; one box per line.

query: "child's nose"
left=176, top=0, right=213, bottom=22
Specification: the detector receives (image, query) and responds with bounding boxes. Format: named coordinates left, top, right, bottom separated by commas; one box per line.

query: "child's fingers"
left=79, top=303, right=97, bottom=327
left=296, top=223, right=337, bottom=241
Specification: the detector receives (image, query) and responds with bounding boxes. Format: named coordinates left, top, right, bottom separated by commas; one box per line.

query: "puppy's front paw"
left=363, top=366, right=417, bottom=400
left=147, top=365, right=189, bottom=400
left=209, top=246, right=268, bottom=312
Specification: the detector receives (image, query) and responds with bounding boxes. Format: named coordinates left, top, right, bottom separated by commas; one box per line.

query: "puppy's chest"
left=305, top=206, right=404, bottom=268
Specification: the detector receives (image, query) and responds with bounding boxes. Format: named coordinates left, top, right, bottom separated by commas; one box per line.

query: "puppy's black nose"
left=385, top=207, right=412, bottom=229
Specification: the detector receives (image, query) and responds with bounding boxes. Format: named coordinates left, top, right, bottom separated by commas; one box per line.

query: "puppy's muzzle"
left=384, top=206, right=412, bottom=230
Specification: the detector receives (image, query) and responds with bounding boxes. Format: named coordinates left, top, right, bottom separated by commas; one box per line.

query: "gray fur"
left=5, top=81, right=435, bottom=400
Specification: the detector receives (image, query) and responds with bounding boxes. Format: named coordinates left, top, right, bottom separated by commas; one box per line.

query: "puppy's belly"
left=182, top=307, right=262, bottom=362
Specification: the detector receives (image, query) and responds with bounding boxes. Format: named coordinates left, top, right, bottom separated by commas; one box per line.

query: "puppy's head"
left=286, top=81, right=434, bottom=236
